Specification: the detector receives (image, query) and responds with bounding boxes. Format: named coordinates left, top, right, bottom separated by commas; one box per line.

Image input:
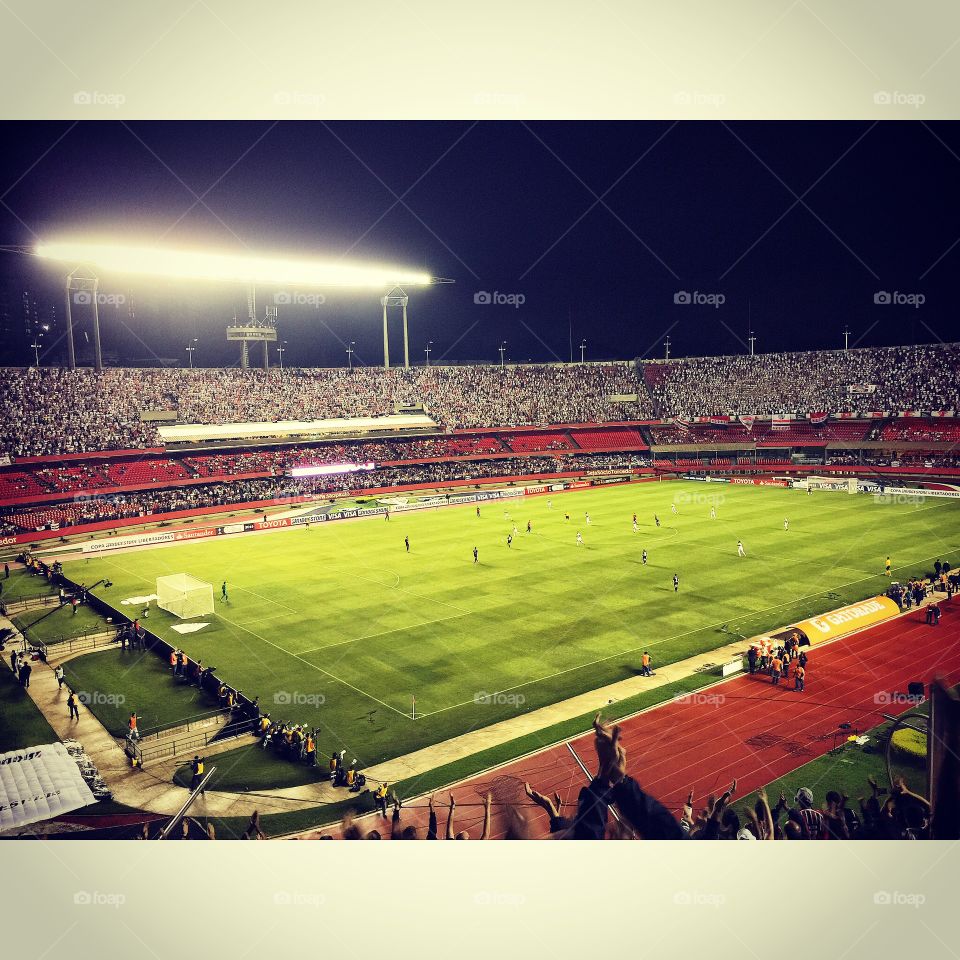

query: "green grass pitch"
left=62, top=481, right=960, bottom=771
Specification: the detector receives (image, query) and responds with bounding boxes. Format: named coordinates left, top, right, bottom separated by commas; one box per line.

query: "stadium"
left=2, top=123, right=960, bottom=842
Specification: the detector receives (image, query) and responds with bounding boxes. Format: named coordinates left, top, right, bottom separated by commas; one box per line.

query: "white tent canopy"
left=0, top=742, right=96, bottom=832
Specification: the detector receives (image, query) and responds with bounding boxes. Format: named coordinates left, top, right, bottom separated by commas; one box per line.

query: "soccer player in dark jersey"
left=654, top=514, right=661, bottom=527
left=642, top=549, right=648, bottom=565
left=507, top=534, right=513, bottom=549
left=473, top=546, right=478, bottom=564
left=404, top=536, right=410, bottom=552
left=673, top=573, right=679, bottom=592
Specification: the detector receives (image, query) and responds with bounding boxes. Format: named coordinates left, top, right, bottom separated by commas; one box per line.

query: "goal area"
left=156, top=574, right=215, bottom=619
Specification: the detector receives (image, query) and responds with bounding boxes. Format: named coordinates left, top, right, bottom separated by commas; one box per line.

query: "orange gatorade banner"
left=794, top=596, right=901, bottom=645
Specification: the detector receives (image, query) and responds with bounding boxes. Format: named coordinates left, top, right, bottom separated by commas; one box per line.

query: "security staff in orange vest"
left=770, top=655, right=782, bottom=685
left=640, top=651, right=653, bottom=677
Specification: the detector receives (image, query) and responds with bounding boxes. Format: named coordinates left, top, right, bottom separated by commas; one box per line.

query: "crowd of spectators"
left=0, top=363, right=646, bottom=457
left=296, top=714, right=940, bottom=840
left=647, top=343, right=960, bottom=419
left=0, top=452, right=650, bottom=533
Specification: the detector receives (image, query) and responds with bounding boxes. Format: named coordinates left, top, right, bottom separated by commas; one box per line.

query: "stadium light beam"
left=35, top=241, right=436, bottom=289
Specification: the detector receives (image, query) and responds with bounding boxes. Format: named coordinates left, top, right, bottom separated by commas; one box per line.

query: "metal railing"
left=36, top=630, right=119, bottom=659
left=129, top=717, right=258, bottom=768
left=136, top=709, right=228, bottom=743
left=1, top=594, right=59, bottom=615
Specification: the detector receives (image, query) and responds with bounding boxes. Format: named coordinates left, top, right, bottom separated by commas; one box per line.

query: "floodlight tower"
left=64, top=269, right=103, bottom=372
left=380, top=285, right=410, bottom=370
left=226, top=285, right=277, bottom=369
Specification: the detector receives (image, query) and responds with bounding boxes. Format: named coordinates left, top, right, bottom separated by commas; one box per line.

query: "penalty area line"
left=217, top=613, right=413, bottom=719
left=412, top=547, right=960, bottom=719
left=298, top=610, right=470, bottom=654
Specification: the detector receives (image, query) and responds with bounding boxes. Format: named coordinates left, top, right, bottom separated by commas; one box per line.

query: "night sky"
left=1, top=120, right=958, bottom=368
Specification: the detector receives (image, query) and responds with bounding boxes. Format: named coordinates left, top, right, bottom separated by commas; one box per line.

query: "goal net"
left=156, top=574, right=215, bottom=619
left=804, top=476, right=858, bottom=494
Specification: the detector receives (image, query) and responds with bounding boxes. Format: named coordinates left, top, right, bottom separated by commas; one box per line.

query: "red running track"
left=302, top=601, right=960, bottom=839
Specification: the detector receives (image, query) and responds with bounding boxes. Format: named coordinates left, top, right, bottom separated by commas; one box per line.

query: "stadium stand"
left=646, top=343, right=960, bottom=419
left=570, top=427, right=646, bottom=450
left=504, top=431, right=573, bottom=452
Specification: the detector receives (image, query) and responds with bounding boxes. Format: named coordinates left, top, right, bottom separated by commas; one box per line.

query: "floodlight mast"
left=381, top=285, right=410, bottom=370
left=64, top=270, right=103, bottom=372
left=32, top=242, right=454, bottom=371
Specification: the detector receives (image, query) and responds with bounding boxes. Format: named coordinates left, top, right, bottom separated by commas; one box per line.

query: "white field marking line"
left=411, top=548, right=960, bottom=719
left=92, top=556, right=283, bottom=678
left=377, top=603, right=936, bottom=830
left=297, top=610, right=471, bottom=654
left=228, top=582, right=299, bottom=614
left=215, top=610, right=411, bottom=718
left=355, top=572, right=471, bottom=616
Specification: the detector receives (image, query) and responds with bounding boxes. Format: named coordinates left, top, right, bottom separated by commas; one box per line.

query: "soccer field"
left=63, top=481, right=960, bottom=768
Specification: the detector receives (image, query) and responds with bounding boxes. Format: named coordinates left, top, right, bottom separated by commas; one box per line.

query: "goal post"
left=156, top=574, right=215, bottom=619
left=804, top=476, right=858, bottom=494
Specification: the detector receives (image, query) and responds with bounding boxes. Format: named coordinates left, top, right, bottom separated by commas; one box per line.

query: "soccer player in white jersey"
left=737, top=540, right=746, bottom=557
left=784, top=517, right=789, bottom=531
left=576, top=531, right=583, bottom=546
